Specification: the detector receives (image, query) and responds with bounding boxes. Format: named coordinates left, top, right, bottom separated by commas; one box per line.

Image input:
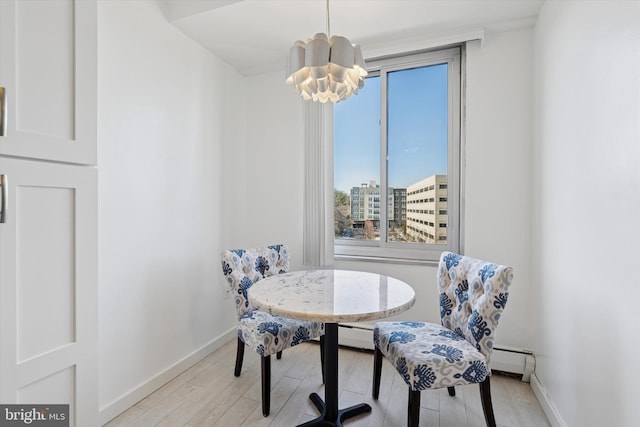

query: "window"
left=333, top=47, right=461, bottom=262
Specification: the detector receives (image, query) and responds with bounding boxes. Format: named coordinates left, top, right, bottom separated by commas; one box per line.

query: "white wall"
left=97, top=0, right=242, bottom=421
left=532, top=2, right=640, bottom=426
left=465, top=28, right=534, bottom=350
left=230, top=72, right=307, bottom=258
left=243, top=28, right=535, bottom=348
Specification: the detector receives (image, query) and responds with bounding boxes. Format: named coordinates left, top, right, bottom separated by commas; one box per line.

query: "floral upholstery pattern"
left=238, top=311, right=322, bottom=357
left=374, top=251, right=513, bottom=392
left=221, top=245, right=324, bottom=357
left=374, top=321, right=490, bottom=390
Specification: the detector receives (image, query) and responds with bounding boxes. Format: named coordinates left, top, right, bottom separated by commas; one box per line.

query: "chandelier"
left=285, top=0, right=367, bottom=103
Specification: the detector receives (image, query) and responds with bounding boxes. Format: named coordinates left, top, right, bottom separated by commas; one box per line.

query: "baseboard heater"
left=337, top=323, right=535, bottom=382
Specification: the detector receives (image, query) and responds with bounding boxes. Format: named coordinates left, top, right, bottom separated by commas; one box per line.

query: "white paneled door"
left=0, top=0, right=97, bottom=165
left=0, top=158, right=98, bottom=426
left=0, top=0, right=98, bottom=425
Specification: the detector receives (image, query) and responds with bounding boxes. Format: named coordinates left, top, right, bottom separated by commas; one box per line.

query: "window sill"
left=334, top=253, right=440, bottom=267
left=334, top=241, right=453, bottom=266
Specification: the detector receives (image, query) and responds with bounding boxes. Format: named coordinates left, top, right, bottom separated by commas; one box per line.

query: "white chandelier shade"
left=286, top=32, right=367, bottom=103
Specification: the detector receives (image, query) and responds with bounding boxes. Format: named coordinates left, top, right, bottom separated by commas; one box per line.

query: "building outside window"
left=333, top=47, right=462, bottom=262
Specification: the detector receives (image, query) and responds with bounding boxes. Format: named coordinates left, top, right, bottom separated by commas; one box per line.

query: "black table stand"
left=297, top=323, right=372, bottom=426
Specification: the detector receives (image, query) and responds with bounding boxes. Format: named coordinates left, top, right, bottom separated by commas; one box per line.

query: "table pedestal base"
left=298, top=392, right=371, bottom=427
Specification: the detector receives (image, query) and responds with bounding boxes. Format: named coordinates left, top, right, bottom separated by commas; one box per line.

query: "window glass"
left=333, top=47, right=461, bottom=261
left=388, top=64, right=448, bottom=244
left=334, top=76, right=380, bottom=240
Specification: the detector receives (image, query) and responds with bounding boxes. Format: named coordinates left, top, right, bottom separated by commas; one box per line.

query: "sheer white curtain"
left=303, top=102, right=334, bottom=267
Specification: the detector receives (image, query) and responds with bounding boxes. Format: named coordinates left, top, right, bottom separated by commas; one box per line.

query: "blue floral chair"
left=372, top=251, right=514, bottom=427
left=220, top=244, right=325, bottom=417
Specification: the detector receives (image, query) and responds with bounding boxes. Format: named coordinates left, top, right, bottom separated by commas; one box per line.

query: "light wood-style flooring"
left=104, top=339, right=550, bottom=427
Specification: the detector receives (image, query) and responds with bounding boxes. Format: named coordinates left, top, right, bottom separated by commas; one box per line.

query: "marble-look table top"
left=248, top=269, right=416, bottom=323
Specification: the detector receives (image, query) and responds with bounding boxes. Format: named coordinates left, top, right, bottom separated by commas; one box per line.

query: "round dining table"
left=248, top=269, right=416, bottom=427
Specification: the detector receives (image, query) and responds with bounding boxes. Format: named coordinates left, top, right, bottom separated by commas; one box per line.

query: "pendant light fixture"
left=285, top=0, right=367, bottom=103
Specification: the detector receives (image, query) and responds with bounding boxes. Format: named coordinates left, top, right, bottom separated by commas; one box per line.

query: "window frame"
left=334, top=46, right=463, bottom=263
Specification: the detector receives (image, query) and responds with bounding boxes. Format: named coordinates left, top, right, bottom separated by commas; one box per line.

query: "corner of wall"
left=530, top=373, right=567, bottom=427
left=98, top=328, right=236, bottom=425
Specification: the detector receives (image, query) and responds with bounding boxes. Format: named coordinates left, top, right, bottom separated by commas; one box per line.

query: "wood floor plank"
left=210, top=396, right=260, bottom=427
left=157, top=371, right=250, bottom=427
left=268, top=377, right=324, bottom=426
left=102, top=404, right=145, bottom=427
left=279, top=341, right=323, bottom=381
left=343, top=349, right=376, bottom=396
left=382, top=371, right=413, bottom=427
left=369, top=353, right=403, bottom=422
left=460, top=382, right=488, bottom=427
left=128, top=382, right=202, bottom=427
left=420, top=407, right=441, bottom=427
left=490, top=375, right=528, bottom=427
left=419, top=387, right=440, bottom=412
left=439, top=385, right=470, bottom=427
left=239, top=376, right=302, bottom=427
left=183, top=389, right=247, bottom=427
left=103, top=341, right=551, bottom=427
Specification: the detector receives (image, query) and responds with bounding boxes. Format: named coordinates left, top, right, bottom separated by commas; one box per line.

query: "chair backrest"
left=437, top=251, right=513, bottom=362
left=220, top=244, right=290, bottom=319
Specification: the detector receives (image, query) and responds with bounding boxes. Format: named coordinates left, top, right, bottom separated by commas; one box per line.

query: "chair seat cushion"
left=374, top=321, right=489, bottom=391
left=239, top=310, right=325, bottom=357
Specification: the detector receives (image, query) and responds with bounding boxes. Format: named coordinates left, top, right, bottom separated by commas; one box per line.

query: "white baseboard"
left=488, top=344, right=536, bottom=381
left=338, top=323, right=376, bottom=350
left=98, top=328, right=236, bottom=426
left=530, top=373, right=567, bottom=427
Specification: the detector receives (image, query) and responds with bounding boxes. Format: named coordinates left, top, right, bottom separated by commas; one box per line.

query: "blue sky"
left=334, top=64, right=448, bottom=193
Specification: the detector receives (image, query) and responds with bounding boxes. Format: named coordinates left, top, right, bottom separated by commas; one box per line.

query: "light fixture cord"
left=326, top=0, right=331, bottom=37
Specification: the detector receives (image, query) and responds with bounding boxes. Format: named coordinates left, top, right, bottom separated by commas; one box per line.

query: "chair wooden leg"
left=276, top=351, right=282, bottom=360
left=448, top=386, right=456, bottom=396
left=234, top=337, right=245, bottom=377
left=319, top=335, right=326, bottom=384
left=479, top=376, right=496, bottom=427
left=372, top=347, right=383, bottom=399
left=261, top=355, right=271, bottom=417
left=408, top=388, right=420, bottom=427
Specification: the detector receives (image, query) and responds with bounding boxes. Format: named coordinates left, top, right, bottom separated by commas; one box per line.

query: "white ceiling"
left=161, top=0, right=544, bottom=76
